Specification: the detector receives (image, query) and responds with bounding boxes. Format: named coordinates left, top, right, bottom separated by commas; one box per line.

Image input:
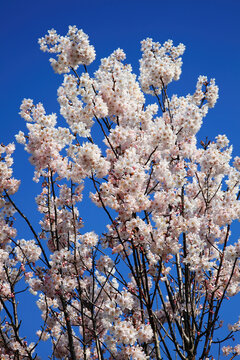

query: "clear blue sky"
left=1, top=0, right=240, bottom=357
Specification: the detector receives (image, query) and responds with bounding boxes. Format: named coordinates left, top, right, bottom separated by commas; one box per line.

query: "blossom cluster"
left=38, top=26, right=96, bottom=73
left=139, top=38, right=185, bottom=94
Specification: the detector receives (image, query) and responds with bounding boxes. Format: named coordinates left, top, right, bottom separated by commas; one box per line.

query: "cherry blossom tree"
left=0, top=26, right=240, bottom=359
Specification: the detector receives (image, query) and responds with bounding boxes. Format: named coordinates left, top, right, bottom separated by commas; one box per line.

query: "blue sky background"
left=1, top=0, right=240, bottom=357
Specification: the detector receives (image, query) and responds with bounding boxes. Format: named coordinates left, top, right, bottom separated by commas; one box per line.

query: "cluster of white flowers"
left=0, top=249, right=12, bottom=299
left=80, top=231, right=98, bottom=247
left=0, top=143, right=20, bottom=194
left=222, top=344, right=240, bottom=356
left=96, top=255, right=114, bottom=273
left=39, top=26, right=96, bottom=73
left=139, top=38, right=185, bottom=94
left=57, top=73, right=100, bottom=137
left=15, top=239, right=42, bottom=263
left=95, top=49, right=145, bottom=127
left=116, top=290, right=134, bottom=310
left=192, top=75, right=219, bottom=108
left=16, top=99, right=74, bottom=181
left=228, top=317, right=240, bottom=332
left=125, top=345, right=148, bottom=360
left=137, top=323, right=154, bottom=343
left=170, top=95, right=207, bottom=139
left=68, top=142, right=110, bottom=178
left=113, top=319, right=138, bottom=345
